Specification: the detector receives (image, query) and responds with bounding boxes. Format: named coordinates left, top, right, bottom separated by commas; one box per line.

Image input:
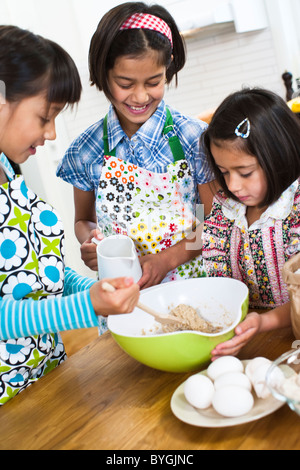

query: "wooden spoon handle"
left=102, top=281, right=116, bottom=292
left=101, top=282, right=183, bottom=325
left=136, top=301, right=183, bottom=325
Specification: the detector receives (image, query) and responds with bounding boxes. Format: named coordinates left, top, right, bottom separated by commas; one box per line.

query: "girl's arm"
left=138, top=220, right=205, bottom=289
left=197, top=181, right=216, bottom=217
left=74, top=187, right=97, bottom=244
left=74, top=187, right=100, bottom=271
left=0, top=269, right=139, bottom=340
left=63, top=266, right=95, bottom=294
left=137, top=181, right=215, bottom=289
left=211, top=302, right=291, bottom=359
left=0, top=286, right=99, bottom=341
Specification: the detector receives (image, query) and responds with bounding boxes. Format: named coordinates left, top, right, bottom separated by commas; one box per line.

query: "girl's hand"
left=80, top=228, right=104, bottom=271
left=90, top=277, right=140, bottom=316
left=211, top=312, right=262, bottom=360
left=138, top=253, right=170, bottom=289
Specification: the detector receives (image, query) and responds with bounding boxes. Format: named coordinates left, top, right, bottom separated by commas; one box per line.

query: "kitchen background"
left=1, top=0, right=300, bottom=277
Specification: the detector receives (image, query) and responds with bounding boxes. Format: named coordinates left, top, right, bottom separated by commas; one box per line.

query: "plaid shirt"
left=56, top=100, right=214, bottom=193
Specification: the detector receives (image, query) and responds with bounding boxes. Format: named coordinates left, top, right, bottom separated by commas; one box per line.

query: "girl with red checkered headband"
left=57, top=2, right=216, bottom=289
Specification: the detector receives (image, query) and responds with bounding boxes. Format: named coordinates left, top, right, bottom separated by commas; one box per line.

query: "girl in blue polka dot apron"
left=0, top=158, right=66, bottom=404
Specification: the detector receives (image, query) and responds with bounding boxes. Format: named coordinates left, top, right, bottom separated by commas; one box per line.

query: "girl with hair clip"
left=0, top=25, right=139, bottom=404
left=200, top=87, right=300, bottom=359
left=57, top=2, right=215, bottom=290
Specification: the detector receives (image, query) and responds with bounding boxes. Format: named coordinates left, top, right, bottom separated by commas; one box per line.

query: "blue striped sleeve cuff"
left=63, top=266, right=96, bottom=296
left=0, top=289, right=99, bottom=340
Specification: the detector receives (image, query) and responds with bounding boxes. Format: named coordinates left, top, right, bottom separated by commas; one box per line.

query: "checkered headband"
left=120, top=13, right=173, bottom=47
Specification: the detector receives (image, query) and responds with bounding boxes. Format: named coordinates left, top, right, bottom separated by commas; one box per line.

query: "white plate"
left=170, top=360, right=285, bottom=427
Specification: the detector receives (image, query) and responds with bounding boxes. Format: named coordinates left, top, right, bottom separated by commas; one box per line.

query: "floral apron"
left=96, top=108, right=205, bottom=282
left=0, top=170, right=66, bottom=405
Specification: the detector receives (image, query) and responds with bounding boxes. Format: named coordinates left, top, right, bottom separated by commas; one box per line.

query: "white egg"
left=184, top=374, right=215, bottom=409
left=214, top=371, right=252, bottom=392
left=207, top=356, right=244, bottom=381
left=212, top=385, right=254, bottom=417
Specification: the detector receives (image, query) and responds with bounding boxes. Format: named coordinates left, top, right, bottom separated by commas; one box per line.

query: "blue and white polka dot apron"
left=0, top=162, right=66, bottom=405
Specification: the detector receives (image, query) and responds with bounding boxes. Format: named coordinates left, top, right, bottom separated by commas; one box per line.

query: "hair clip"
left=235, top=118, right=251, bottom=139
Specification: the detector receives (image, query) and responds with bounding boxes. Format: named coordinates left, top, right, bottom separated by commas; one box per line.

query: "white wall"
left=165, top=26, right=282, bottom=116
left=1, top=0, right=299, bottom=276
left=265, top=0, right=300, bottom=82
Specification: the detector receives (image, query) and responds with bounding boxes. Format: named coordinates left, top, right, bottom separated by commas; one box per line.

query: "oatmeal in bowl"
left=107, top=278, right=249, bottom=372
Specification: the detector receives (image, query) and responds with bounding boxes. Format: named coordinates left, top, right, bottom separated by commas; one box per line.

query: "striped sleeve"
left=63, top=267, right=96, bottom=295
left=0, top=269, right=100, bottom=340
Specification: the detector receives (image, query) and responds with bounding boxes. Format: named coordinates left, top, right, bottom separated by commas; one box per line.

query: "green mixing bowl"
left=107, top=277, right=249, bottom=372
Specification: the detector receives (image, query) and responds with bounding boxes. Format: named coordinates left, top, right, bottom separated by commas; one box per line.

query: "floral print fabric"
left=0, top=333, right=65, bottom=404
left=96, top=156, right=205, bottom=282
left=202, top=182, right=300, bottom=309
left=0, top=174, right=66, bottom=405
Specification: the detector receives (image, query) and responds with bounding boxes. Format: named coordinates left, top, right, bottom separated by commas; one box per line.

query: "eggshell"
left=207, top=356, right=244, bottom=381
left=252, top=382, right=269, bottom=399
left=184, top=374, right=215, bottom=409
left=212, top=385, right=254, bottom=417
left=251, top=362, right=284, bottom=399
left=214, top=371, right=252, bottom=392
left=267, top=365, right=285, bottom=388
left=245, top=357, right=271, bottom=379
left=280, top=374, right=300, bottom=398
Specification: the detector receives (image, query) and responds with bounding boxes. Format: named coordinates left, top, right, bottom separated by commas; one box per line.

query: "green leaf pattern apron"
left=0, top=173, right=66, bottom=405
left=96, top=109, right=205, bottom=282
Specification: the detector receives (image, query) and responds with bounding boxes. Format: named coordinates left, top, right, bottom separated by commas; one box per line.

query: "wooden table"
left=1, top=327, right=299, bottom=450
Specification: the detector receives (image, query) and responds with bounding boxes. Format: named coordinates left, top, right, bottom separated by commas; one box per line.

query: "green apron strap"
left=103, top=115, right=116, bottom=157
left=163, top=108, right=186, bottom=162
left=103, top=108, right=185, bottom=162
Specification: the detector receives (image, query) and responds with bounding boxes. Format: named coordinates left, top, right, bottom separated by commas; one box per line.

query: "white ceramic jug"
left=95, top=235, right=142, bottom=282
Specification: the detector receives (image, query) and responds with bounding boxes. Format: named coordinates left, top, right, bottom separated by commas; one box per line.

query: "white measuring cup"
left=94, top=234, right=142, bottom=282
